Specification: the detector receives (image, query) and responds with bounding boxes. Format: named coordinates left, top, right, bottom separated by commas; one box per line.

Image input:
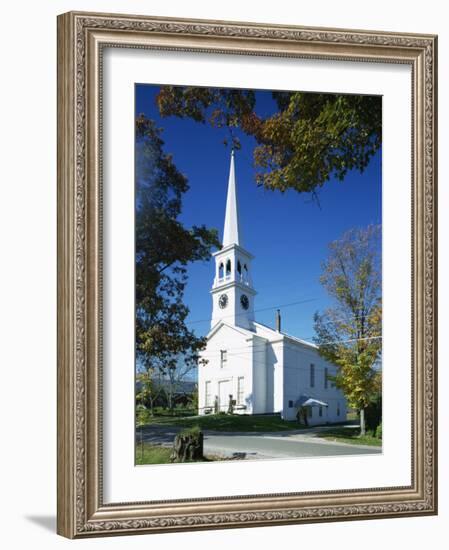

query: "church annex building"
left=198, top=152, right=347, bottom=424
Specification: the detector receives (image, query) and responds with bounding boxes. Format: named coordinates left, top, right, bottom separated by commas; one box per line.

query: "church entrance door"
left=218, top=379, right=232, bottom=412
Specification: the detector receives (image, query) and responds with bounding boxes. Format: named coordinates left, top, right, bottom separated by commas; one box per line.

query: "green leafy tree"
left=188, top=385, right=199, bottom=411
left=136, top=369, right=163, bottom=416
left=313, top=225, right=382, bottom=435
left=163, top=355, right=198, bottom=412
left=135, top=115, right=220, bottom=384
left=156, top=87, right=381, bottom=196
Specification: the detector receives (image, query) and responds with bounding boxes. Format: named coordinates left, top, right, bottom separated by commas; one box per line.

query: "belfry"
left=210, top=151, right=256, bottom=330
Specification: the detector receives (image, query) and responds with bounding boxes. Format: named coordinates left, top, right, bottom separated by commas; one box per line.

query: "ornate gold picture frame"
left=57, top=11, right=437, bottom=538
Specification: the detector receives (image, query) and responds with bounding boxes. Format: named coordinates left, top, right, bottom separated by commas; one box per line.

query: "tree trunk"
left=170, top=430, right=204, bottom=462
left=360, top=408, right=366, bottom=436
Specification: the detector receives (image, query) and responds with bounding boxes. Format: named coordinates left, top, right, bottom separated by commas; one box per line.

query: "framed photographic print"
left=57, top=11, right=438, bottom=538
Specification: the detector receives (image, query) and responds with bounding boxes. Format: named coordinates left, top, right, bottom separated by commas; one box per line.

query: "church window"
left=237, top=377, right=244, bottom=405
left=220, top=350, right=227, bottom=368
left=337, top=403, right=341, bottom=416
left=310, top=364, right=315, bottom=387
left=319, top=406, right=323, bottom=417
left=218, top=262, right=224, bottom=280
left=288, top=400, right=294, bottom=408
left=324, top=367, right=328, bottom=389
left=226, top=259, right=231, bottom=277
left=205, top=381, right=212, bottom=407
left=237, top=260, right=242, bottom=274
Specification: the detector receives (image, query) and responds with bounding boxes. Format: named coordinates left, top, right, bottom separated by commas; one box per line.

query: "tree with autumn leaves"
left=135, top=115, right=219, bottom=404
left=156, top=86, right=381, bottom=197
left=313, top=225, right=382, bottom=435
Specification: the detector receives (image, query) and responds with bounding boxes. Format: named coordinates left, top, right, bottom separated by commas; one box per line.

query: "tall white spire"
left=222, top=150, right=242, bottom=247
left=210, top=150, right=255, bottom=330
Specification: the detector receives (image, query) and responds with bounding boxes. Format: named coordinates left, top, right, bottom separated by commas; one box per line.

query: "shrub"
left=136, top=404, right=155, bottom=426
left=375, top=422, right=382, bottom=439
left=189, top=388, right=199, bottom=410
left=365, top=395, right=382, bottom=431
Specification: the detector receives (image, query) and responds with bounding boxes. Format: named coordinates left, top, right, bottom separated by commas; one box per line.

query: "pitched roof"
left=252, top=321, right=318, bottom=349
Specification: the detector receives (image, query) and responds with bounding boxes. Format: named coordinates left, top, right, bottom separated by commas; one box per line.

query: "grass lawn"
left=135, top=443, right=173, bottom=465
left=317, top=427, right=382, bottom=447
left=140, top=413, right=303, bottom=432
left=135, top=442, right=225, bottom=465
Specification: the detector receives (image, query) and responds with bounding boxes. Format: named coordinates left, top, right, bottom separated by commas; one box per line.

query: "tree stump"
left=170, top=429, right=204, bottom=462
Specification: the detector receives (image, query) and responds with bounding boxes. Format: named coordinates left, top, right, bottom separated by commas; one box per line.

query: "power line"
left=198, top=335, right=382, bottom=359
left=184, top=294, right=379, bottom=329
left=185, top=297, right=318, bottom=326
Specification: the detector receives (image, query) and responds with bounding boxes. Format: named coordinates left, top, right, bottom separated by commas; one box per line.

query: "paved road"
left=138, top=424, right=381, bottom=460
left=203, top=433, right=381, bottom=459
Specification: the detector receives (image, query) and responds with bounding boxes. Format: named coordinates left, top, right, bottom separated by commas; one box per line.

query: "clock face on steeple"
left=240, top=294, right=249, bottom=310
left=219, top=294, right=228, bottom=309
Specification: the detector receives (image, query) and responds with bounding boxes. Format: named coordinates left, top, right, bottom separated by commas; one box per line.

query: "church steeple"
left=210, top=151, right=256, bottom=330
left=222, top=150, right=242, bottom=247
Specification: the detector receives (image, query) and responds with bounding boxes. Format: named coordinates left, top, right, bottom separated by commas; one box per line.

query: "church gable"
left=200, top=323, right=256, bottom=373
left=203, top=323, right=268, bottom=367
left=207, top=320, right=255, bottom=342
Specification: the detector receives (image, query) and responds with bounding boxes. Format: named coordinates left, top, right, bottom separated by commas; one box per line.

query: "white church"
left=198, top=152, right=347, bottom=424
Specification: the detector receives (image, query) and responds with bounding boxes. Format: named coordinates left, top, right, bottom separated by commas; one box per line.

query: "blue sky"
left=135, top=84, right=382, bottom=342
